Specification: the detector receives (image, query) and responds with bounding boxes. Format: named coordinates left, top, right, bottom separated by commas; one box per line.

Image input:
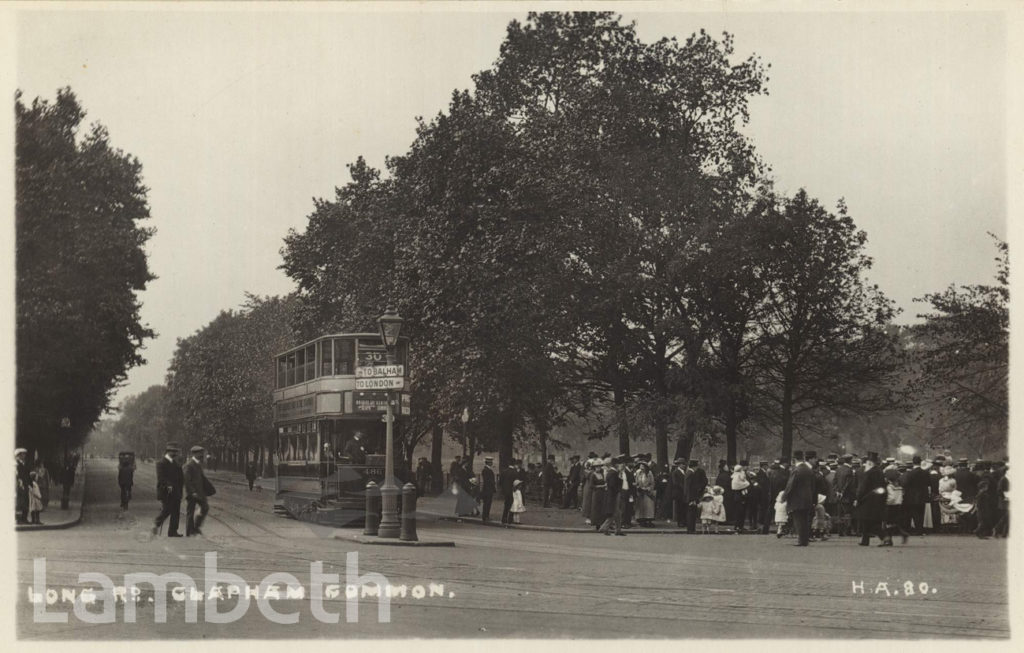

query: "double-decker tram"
left=272, top=332, right=410, bottom=526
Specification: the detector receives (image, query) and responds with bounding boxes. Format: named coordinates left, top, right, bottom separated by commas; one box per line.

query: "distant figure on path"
left=183, top=445, right=213, bottom=536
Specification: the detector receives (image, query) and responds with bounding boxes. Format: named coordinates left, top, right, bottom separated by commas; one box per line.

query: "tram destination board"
left=356, top=364, right=404, bottom=378
left=355, top=376, right=404, bottom=390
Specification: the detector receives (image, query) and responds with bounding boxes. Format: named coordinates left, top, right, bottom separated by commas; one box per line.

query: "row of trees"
left=16, top=88, right=155, bottom=461
left=93, top=13, right=1007, bottom=475
left=279, top=13, right=911, bottom=470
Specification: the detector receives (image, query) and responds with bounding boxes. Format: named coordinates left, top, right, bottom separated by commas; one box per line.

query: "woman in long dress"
left=451, top=462, right=478, bottom=516
left=589, top=462, right=608, bottom=530
left=581, top=460, right=594, bottom=524
left=634, top=462, right=656, bottom=526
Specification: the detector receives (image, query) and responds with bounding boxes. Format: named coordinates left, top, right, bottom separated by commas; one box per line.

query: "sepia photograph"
left=7, top=0, right=1020, bottom=642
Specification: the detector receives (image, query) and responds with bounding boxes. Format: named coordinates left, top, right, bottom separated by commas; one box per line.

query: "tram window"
left=296, top=348, right=306, bottom=384
left=333, top=338, right=354, bottom=375
left=277, top=356, right=286, bottom=388
left=320, top=339, right=333, bottom=376
left=305, top=345, right=316, bottom=381
left=286, top=353, right=296, bottom=386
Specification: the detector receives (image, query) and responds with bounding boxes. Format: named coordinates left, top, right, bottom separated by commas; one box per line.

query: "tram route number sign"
left=356, top=365, right=404, bottom=378
left=355, top=377, right=404, bottom=390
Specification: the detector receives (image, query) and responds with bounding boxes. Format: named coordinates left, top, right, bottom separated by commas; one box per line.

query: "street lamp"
left=377, top=307, right=403, bottom=538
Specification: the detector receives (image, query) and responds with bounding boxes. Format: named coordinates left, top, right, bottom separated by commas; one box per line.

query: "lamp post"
left=377, top=307, right=403, bottom=538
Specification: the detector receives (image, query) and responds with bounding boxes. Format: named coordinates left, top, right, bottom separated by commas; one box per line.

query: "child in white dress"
left=510, top=479, right=526, bottom=524
left=774, top=491, right=789, bottom=537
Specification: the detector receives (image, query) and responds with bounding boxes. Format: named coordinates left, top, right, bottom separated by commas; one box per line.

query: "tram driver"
left=342, top=430, right=370, bottom=465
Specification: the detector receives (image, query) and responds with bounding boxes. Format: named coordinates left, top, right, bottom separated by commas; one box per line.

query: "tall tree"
left=165, top=295, right=297, bottom=465
left=751, top=190, right=901, bottom=461
left=16, top=88, right=155, bottom=457
left=909, top=236, right=1008, bottom=457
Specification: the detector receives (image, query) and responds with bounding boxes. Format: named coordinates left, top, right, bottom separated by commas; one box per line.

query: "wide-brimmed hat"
left=689, top=460, right=700, bottom=468
left=673, top=458, right=687, bottom=466
left=165, top=442, right=181, bottom=452
left=513, top=479, right=522, bottom=487
left=190, top=445, right=205, bottom=454
left=733, top=464, right=744, bottom=472
left=14, top=447, right=27, bottom=457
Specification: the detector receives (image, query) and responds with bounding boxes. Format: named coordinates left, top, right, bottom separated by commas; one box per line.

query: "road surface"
left=16, top=459, right=1009, bottom=639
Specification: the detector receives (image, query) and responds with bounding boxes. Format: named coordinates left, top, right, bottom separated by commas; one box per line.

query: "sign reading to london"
left=356, top=365, right=404, bottom=378
left=355, top=377, right=404, bottom=390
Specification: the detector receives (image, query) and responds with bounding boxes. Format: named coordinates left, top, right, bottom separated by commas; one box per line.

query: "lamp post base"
left=378, top=485, right=401, bottom=538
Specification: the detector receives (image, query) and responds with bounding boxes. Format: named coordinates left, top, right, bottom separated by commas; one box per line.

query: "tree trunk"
left=655, top=412, right=669, bottom=468
left=780, top=384, right=794, bottom=462
left=675, top=414, right=696, bottom=463
left=498, top=410, right=515, bottom=471
left=615, top=387, right=629, bottom=456
left=725, top=402, right=738, bottom=468
left=430, top=424, right=444, bottom=495
left=540, top=431, right=549, bottom=506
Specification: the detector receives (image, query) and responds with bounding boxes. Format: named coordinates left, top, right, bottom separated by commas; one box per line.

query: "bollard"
left=364, top=481, right=381, bottom=536
left=400, top=482, right=418, bottom=542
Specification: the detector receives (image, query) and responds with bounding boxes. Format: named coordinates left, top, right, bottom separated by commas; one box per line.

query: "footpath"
left=194, top=468, right=756, bottom=535
left=15, top=459, right=87, bottom=532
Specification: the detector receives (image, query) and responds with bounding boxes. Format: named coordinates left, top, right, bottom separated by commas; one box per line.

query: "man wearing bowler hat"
left=684, top=459, right=708, bottom=533
left=153, top=442, right=184, bottom=537
left=183, top=445, right=213, bottom=536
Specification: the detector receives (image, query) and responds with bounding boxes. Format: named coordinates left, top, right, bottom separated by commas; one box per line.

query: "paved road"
left=17, top=459, right=1009, bottom=639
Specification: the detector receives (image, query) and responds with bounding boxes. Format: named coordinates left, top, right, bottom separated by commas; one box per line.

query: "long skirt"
left=581, top=479, right=594, bottom=517
left=637, top=493, right=656, bottom=520
left=452, top=482, right=477, bottom=516
left=590, top=487, right=608, bottom=524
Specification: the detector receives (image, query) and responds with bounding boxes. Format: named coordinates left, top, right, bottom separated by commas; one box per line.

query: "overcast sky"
left=11, top=4, right=1014, bottom=410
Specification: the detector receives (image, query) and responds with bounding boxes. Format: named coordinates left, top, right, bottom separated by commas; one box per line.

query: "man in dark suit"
left=782, top=450, right=818, bottom=546
left=563, top=455, right=582, bottom=509
left=183, top=445, right=212, bottom=536
left=754, top=462, right=772, bottom=533
left=499, top=460, right=517, bottom=525
left=684, top=459, right=708, bottom=534
left=542, top=455, right=557, bottom=507
left=669, top=459, right=687, bottom=528
left=854, top=452, right=888, bottom=546
left=832, top=454, right=856, bottom=536
left=901, top=455, right=930, bottom=535
left=480, top=457, right=496, bottom=523
left=343, top=431, right=369, bottom=464
left=153, top=442, right=184, bottom=537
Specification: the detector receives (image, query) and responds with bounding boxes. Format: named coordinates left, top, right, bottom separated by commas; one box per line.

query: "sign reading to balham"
left=356, top=365, right=404, bottom=378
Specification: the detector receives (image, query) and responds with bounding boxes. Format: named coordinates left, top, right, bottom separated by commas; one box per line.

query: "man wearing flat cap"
left=183, top=445, right=213, bottom=536
left=153, top=442, right=184, bottom=537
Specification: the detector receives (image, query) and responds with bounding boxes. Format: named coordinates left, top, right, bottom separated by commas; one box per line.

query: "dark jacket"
left=183, top=458, right=210, bottom=499
left=669, top=466, right=686, bottom=502
left=604, top=467, right=622, bottom=514
left=567, top=461, right=582, bottom=487
left=833, top=464, right=856, bottom=504
left=953, top=468, right=979, bottom=502
left=156, top=456, right=184, bottom=500
left=782, top=463, right=817, bottom=512
left=854, top=465, right=887, bottom=522
left=245, top=462, right=258, bottom=480
left=499, top=466, right=517, bottom=496
left=684, top=467, right=708, bottom=505
left=481, top=466, right=496, bottom=497
left=902, top=466, right=930, bottom=505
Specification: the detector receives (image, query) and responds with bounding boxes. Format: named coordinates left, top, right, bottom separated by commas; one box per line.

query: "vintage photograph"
left=10, top=1, right=1017, bottom=641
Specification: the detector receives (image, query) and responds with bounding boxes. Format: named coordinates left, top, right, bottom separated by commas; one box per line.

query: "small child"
left=510, top=479, right=526, bottom=524
left=812, top=494, right=831, bottom=540
left=774, top=491, right=789, bottom=538
left=703, top=486, right=727, bottom=533
left=698, top=490, right=714, bottom=533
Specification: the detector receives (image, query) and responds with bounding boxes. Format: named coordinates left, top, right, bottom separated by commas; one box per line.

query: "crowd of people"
left=443, top=448, right=1011, bottom=543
